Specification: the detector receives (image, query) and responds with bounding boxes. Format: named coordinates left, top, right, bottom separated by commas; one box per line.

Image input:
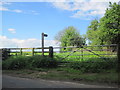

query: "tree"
left=86, top=2, right=120, bottom=45
left=55, top=26, right=85, bottom=48
left=98, top=2, right=120, bottom=45
left=86, top=19, right=100, bottom=45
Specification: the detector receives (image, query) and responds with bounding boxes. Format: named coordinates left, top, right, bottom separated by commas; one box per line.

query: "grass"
left=10, top=52, right=49, bottom=56
left=54, top=49, right=117, bottom=61
left=3, top=67, right=118, bottom=86
left=2, top=51, right=118, bottom=86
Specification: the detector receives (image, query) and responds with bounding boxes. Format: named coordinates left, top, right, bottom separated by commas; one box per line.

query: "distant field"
left=9, top=50, right=117, bottom=62
left=54, top=50, right=117, bottom=61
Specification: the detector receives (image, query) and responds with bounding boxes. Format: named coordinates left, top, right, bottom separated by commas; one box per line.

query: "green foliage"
left=55, top=26, right=85, bottom=49
left=86, top=2, right=120, bottom=45
left=31, top=56, right=58, bottom=68
left=68, top=59, right=117, bottom=73
left=86, top=19, right=100, bottom=45
left=2, top=56, right=58, bottom=70
left=2, top=48, right=11, bottom=60
left=98, top=2, right=120, bottom=44
left=2, top=56, right=28, bottom=70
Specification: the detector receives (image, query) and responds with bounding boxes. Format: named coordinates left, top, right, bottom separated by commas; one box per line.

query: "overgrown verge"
left=67, top=58, right=118, bottom=73
left=2, top=55, right=58, bottom=70
left=2, top=56, right=118, bottom=86
left=2, top=56, right=118, bottom=73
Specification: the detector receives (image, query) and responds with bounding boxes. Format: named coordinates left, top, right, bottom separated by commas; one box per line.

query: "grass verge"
left=3, top=67, right=118, bottom=87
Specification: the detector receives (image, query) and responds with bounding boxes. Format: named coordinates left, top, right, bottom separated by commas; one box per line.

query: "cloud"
left=0, top=1, right=23, bottom=13
left=0, top=7, right=23, bottom=13
left=0, top=2, right=39, bottom=15
left=12, top=9, right=23, bottom=13
left=0, top=36, right=60, bottom=48
left=0, top=7, right=9, bottom=11
left=8, top=28, right=16, bottom=34
left=51, top=0, right=119, bottom=20
left=1, top=0, right=119, bottom=2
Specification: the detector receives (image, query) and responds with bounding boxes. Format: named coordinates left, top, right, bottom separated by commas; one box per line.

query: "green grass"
left=10, top=52, right=49, bottom=56
left=54, top=50, right=117, bottom=61
left=3, top=46, right=118, bottom=86
left=3, top=67, right=118, bottom=86
left=2, top=54, right=118, bottom=86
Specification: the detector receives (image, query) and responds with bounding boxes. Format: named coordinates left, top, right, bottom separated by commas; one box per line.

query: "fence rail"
left=1, top=44, right=118, bottom=61
left=53, top=44, right=118, bottom=61
left=1, top=46, right=54, bottom=60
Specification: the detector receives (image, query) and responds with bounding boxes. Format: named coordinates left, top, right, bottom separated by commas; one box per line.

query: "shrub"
left=31, top=56, right=58, bottom=68
left=2, top=56, right=28, bottom=70
left=68, top=58, right=117, bottom=73
left=2, top=55, right=58, bottom=70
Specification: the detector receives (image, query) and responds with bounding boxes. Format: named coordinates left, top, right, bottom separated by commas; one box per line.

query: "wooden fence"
left=5, top=46, right=53, bottom=58
left=1, top=44, right=118, bottom=61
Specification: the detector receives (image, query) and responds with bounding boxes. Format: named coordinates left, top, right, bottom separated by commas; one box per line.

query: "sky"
left=0, top=0, right=119, bottom=48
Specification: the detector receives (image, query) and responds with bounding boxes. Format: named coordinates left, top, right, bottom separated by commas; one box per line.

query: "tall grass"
left=2, top=55, right=58, bottom=70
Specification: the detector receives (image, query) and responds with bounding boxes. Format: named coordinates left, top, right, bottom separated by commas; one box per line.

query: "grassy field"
left=10, top=49, right=117, bottom=61
left=54, top=50, right=117, bottom=62
left=10, top=52, right=49, bottom=56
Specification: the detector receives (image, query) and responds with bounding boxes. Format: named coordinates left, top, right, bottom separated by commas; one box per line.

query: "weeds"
left=2, top=55, right=58, bottom=70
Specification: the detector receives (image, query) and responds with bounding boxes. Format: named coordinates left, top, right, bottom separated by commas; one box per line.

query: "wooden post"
left=42, top=33, right=44, bottom=56
left=20, top=48, right=22, bottom=55
left=16, top=50, right=17, bottom=56
left=41, top=33, right=48, bottom=56
left=81, top=48, right=83, bottom=61
left=32, top=48, right=34, bottom=56
left=49, top=46, right=53, bottom=58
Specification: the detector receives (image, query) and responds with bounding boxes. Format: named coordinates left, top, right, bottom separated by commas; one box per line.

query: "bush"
left=2, top=55, right=58, bottom=70
left=2, top=56, right=28, bottom=70
left=68, top=59, right=117, bottom=73
left=31, top=56, right=58, bottom=68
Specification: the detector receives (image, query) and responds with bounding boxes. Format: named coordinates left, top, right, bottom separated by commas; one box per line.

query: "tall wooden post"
left=42, top=33, right=44, bottom=56
left=20, top=48, right=22, bottom=55
left=49, top=46, right=53, bottom=58
left=32, top=48, right=34, bottom=56
left=41, top=33, right=48, bottom=56
left=81, top=48, right=83, bottom=61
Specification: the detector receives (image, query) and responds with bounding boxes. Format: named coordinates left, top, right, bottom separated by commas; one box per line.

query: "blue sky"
left=0, top=0, right=119, bottom=48
left=2, top=2, right=90, bottom=40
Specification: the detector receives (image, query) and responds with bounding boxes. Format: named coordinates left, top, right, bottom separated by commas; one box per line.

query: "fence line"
left=2, top=46, right=53, bottom=59
left=1, top=44, right=118, bottom=61
left=53, top=44, right=118, bottom=60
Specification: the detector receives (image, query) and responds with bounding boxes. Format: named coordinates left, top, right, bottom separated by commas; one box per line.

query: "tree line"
left=55, top=2, right=120, bottom=47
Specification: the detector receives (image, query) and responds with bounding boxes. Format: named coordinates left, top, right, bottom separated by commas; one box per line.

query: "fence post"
left=49, top=46, right=53, bottom=58
left=20, top=48, right=22, bottom=55
left=81, top=48, right=83, bottom=61
left=32, top=48, right=34, bottom=56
